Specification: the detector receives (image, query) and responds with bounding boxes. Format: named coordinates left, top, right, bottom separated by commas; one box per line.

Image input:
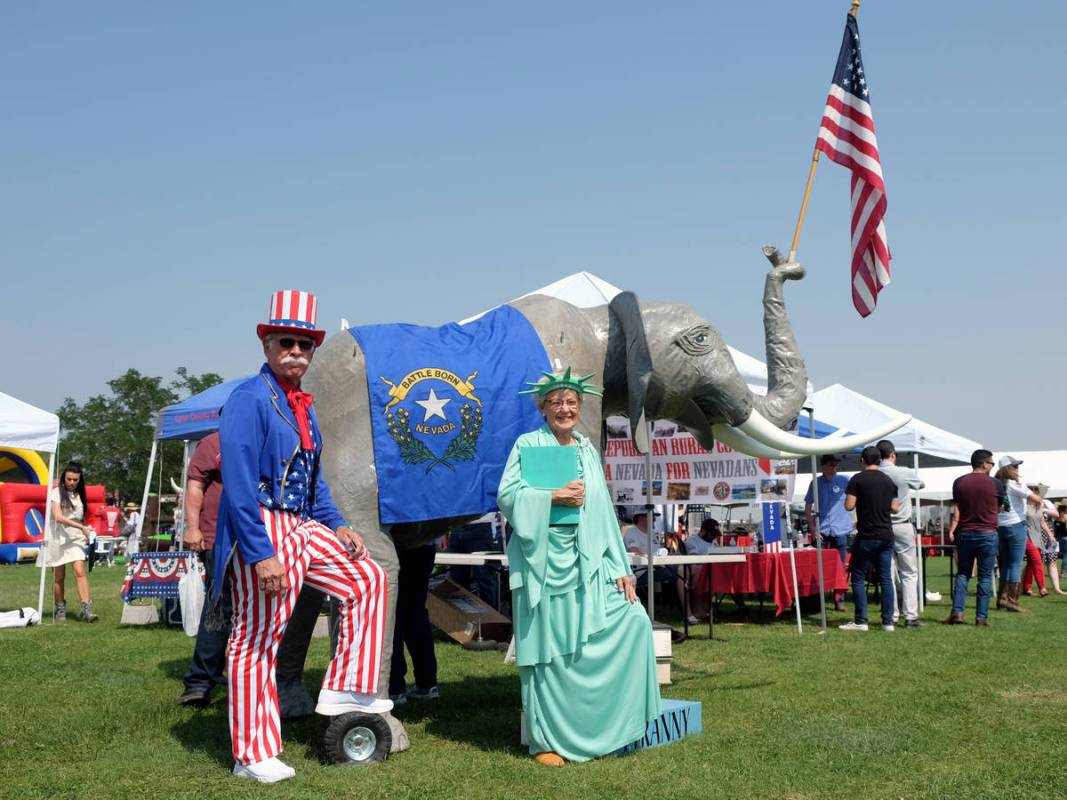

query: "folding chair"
left=94, top=536, right=116, bottom=567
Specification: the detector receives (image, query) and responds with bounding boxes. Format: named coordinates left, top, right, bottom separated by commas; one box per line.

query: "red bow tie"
left=278, top=378, right=315, bottom=450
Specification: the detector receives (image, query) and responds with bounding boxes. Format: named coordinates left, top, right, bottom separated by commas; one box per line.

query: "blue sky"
left=3, top=2, right=1064, bottom=450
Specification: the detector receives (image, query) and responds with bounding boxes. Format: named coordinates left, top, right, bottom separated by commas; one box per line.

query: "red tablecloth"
left=696, top=550, right=848, bottom=616
left=921, top=535, right=945, bottom=556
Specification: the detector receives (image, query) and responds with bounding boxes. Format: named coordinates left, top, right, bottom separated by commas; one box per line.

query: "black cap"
left=820, top=454, right=842, bottom=466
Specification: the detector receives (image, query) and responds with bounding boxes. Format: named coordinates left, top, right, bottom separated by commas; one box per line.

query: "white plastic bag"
left=0, top=607, right=41, bottom=629
left=178, top=560, right=206, bottom=637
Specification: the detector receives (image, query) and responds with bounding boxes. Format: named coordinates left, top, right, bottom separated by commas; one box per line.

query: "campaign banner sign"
left=603, top=417, right=796, bottom=506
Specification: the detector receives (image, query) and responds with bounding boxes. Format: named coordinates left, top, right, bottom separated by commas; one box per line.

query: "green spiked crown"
left=519, top=367, right=603, bottom=398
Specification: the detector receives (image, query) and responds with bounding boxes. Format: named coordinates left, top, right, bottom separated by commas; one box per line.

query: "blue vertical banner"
left=761, top=502, right=782, bottom=552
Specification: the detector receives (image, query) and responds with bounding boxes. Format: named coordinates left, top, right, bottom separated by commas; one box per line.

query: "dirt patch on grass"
left=999, top=687, right=1067, bottom=705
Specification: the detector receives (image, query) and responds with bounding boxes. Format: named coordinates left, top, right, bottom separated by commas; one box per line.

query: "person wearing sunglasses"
left=211, top=290, right=390, bottom=784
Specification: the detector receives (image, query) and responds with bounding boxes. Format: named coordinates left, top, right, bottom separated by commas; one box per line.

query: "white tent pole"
left=913, top=452, right=924, bottom=614
left=36, top=450, right=56, bottom=619
left=155, top=445, right=165, bottom=545
left=807, top=408, right=828, bottom=633
left=645, top=419, right=655, bottom=621
left=939, top=499, right=945, bottom=548
left=785, top=504, right=803, bottom=635
left=137, top=439, right=157, bottom=541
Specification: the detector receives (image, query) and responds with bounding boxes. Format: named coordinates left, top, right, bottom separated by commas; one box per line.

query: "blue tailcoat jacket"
left=212, top=364, right=346, bottom=600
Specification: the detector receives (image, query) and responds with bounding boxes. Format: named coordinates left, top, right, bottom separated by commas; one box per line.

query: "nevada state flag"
left=350, top=305, right=550, bottom=524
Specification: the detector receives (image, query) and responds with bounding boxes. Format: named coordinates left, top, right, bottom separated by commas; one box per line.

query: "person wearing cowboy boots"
left=945, top=450, right=1002, bottom=625
left=993, top=456, right=1044, bottom=613
left=212, top=290, right=390, bottom=784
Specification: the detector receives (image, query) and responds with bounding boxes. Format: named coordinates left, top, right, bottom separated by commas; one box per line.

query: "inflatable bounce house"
left=0, top=447, right=104, bottom=563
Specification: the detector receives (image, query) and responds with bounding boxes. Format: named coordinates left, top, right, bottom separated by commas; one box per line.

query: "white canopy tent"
left=0, top=392, right=60, bottom=453
left=794, top=384, right=984, bottom=501
left=799, top=384, right=982, bottom=468
left=794, top=386, right=983, bottom=502
left=0, top=391, right=61, bottom=617
left=913, top=450, right=1067, bottom=503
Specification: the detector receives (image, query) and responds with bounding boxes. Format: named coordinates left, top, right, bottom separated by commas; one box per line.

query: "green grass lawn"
left=2, top=559, right=1066, bottom=800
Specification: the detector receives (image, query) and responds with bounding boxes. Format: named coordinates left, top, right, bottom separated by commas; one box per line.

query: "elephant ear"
left=608, top=291, right=653, bottom=454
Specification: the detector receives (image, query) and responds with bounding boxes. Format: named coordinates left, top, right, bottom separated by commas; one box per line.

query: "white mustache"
left=280, top=355, right=309, bottom=367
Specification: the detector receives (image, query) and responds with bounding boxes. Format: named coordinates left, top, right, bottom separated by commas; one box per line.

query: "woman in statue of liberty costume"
left=497, top=368, right=660, bottom=766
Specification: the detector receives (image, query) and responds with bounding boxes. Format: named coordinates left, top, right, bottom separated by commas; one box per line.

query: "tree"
left=174, top=366, right=223, bottom=397
left=56, top=368, right=223, bottom=501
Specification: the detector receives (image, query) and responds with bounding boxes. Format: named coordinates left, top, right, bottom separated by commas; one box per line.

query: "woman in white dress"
left=42, top=462, right=98, bottom=622
left=122, top=502, right=142, bottom=556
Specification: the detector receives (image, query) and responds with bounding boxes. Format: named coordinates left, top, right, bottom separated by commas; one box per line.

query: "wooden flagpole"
left=788, top=149, right=820, bottom=263
left=787, top=0, right=862, bottom=262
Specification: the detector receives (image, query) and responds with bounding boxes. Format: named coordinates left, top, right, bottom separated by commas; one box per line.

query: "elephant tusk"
left=737, top=408, right=911, bottom=455
left=632, top=412, right=651, bottom=455
left=711, top=424, right=805, bottom=459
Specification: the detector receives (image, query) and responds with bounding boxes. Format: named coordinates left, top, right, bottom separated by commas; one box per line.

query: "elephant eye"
left=676, top=325, right=714, bottom=356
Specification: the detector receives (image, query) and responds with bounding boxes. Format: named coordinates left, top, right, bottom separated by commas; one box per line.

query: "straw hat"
left=124, top=502, right=140, bottom=511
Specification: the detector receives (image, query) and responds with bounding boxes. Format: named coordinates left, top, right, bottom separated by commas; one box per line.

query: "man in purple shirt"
left=179, top=432, right=227, bottom=707
left=945, top=449, right=1002, bottom=625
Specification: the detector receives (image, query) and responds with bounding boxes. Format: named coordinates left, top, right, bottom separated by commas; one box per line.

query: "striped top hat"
left=256, top=289, right=326, bottom=346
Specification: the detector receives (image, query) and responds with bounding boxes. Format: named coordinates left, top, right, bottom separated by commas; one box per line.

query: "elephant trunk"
left=752, top=247, right=808, bottom=429
left=718, top=250, right=911, bottom=456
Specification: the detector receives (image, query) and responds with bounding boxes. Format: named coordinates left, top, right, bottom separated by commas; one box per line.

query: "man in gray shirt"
left=878, top=440, right=925, bottom=628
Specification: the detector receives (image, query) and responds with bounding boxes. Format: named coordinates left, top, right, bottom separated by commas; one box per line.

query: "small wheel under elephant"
left=461, top=638, right=498, bottom=651
left=322, top=712, right=392, bottom=766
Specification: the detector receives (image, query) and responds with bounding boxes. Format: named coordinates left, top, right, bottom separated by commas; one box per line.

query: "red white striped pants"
left=228, top=508, right=387, bottom=766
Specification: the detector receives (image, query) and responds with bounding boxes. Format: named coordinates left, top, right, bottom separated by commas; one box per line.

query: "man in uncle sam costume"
left=214, top=289, right=390, bottom=784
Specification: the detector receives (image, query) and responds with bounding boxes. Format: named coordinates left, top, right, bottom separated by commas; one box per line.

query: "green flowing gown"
left=497, top=425, right=661, bottom=761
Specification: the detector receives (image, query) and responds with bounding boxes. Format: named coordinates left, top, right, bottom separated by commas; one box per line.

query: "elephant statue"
left=273, top=247, right=908, bottom=737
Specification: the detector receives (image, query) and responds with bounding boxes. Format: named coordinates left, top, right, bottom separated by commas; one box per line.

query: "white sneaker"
left=882, top=624, right=896, bottom=632
left=686, top=614, right=699, bottom=625
left=316, top=688, right=394, bottom=716
left=925, top=591, right=942, bottom=602
left=838, top=622, right=869, bottom=631
left=233, top=757, right=295, bottom=783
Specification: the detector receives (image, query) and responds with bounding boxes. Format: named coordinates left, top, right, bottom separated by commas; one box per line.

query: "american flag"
left=815, top=14, right=891, bottom=317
